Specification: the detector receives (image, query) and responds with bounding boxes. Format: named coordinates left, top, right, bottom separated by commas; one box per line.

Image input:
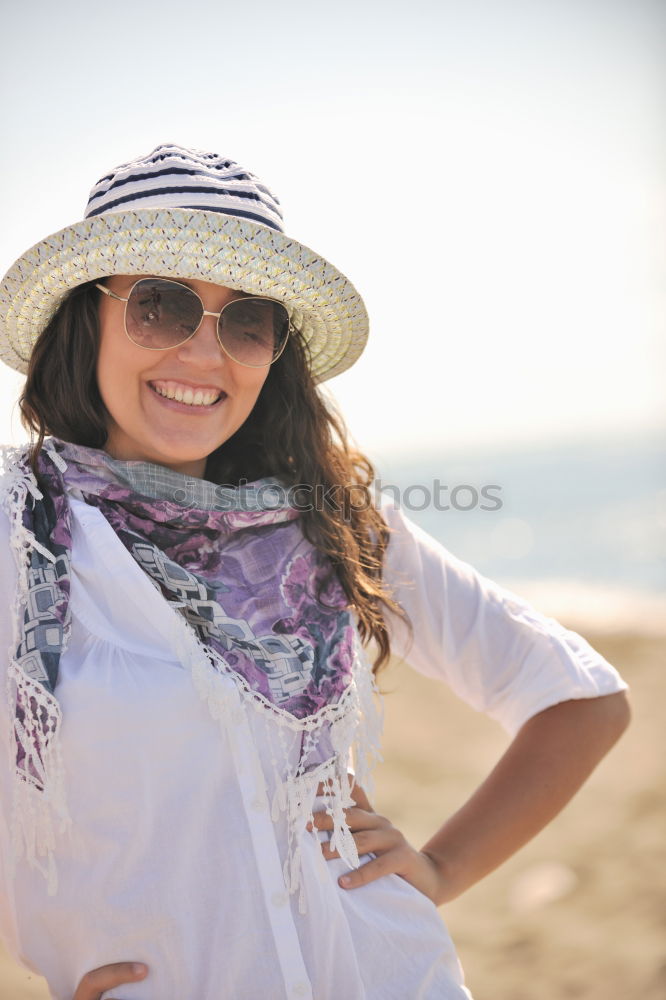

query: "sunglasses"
left=95, top=277, right=291, bottom=367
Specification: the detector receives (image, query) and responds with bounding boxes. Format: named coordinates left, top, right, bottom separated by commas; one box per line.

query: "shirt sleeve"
left=378, top=496, right=629, bottom=737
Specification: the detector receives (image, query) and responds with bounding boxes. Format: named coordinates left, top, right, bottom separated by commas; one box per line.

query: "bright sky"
left=0, top=0, right=663, bottom=459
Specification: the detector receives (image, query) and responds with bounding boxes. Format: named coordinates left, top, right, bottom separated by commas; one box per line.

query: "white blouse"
left=0, top=493, right=627, bottom=1000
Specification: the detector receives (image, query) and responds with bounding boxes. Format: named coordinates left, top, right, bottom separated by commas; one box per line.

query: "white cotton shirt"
left=0, top=495, right=627, bottom=1000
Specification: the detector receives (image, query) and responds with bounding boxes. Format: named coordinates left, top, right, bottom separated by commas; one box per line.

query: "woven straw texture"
left=0, top=208, right=368, bottom=382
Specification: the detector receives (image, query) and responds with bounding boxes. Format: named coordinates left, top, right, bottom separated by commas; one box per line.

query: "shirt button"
left=271, top=890, right=288, bottom=907
left=291, top=983, right=309, bottom=997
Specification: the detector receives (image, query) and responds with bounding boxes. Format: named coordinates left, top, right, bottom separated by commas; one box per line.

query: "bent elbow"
left=599, top=689, right=632, bottom=747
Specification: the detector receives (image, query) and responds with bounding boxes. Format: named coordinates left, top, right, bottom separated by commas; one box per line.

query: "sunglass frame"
left=95, top=277, right=292, bottom=367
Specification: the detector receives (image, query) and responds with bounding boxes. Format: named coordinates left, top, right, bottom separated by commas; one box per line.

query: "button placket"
left=225, top=690, right=313, bottom=1000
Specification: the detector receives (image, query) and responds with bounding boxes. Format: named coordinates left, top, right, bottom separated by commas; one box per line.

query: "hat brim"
left=0, top=208, right=368, bottom=382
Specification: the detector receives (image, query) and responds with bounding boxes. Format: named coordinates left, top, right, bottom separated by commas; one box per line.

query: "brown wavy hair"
left=18, top=280, right=411, bottom=675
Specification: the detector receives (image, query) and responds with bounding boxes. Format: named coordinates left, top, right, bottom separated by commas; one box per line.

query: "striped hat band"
left=85, top=144, right=285, bottom=231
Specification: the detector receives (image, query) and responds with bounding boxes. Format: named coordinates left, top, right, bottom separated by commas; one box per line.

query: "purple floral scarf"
left=10, top=437, right=356, bottom=791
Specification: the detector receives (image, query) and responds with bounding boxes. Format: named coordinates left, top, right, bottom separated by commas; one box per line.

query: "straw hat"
left=0, top=144, right=369, bottom=382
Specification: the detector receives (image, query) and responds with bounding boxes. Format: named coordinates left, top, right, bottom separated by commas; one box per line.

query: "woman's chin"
left=102, top=434, right=221, bottom=477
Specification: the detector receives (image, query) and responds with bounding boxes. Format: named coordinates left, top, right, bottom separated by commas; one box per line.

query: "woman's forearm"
left=420, top=691, right=631, bottom=905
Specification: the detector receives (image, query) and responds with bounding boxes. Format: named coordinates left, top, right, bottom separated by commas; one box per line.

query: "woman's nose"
left=175, top=313, right=224, bottom=365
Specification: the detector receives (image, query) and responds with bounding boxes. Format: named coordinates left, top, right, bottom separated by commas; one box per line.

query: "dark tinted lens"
left=125, top=279, right=203, bottom=349
left=219, top=298, right=289, bottom=366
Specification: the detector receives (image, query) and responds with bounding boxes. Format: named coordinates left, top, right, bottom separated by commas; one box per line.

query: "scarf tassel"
left=169, top=607, right=384, bottom=915
left=1, top=448, right=73, bottom=897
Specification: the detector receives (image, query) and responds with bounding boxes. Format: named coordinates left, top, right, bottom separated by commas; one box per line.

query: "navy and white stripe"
left=84, top=144, right=284, bottom=232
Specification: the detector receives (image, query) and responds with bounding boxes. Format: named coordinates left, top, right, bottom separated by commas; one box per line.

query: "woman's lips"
left=147, top=382, right=227, bottom=413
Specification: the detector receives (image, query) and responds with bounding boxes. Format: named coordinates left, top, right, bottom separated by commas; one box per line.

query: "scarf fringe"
left=169, top=607, right=384, bottom=914
left=5, top=665, right=70, bottom=897
left=0, top=445, right=72, bottom=897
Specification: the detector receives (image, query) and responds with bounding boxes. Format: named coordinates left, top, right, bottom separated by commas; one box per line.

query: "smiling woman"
left=0, top=144, right=629, bottom=1000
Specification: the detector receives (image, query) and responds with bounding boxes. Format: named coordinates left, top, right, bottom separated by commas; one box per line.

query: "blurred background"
left=0, top=0, right=664, bottom=997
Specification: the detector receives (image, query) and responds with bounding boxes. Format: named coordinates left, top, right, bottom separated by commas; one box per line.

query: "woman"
left=0, top=144, right=629, bottom=1000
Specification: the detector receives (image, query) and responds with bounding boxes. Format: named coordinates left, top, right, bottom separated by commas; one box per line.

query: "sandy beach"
left=0, top=624, right=663, bottom=999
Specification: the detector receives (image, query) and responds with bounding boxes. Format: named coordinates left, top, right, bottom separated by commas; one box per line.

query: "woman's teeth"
left=151, top=383, right=222, bottom=406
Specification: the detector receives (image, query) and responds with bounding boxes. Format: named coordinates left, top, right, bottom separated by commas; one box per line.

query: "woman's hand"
left=311, top=783, right=446, bottom=904
left=72, top=961, right=148, bottom=999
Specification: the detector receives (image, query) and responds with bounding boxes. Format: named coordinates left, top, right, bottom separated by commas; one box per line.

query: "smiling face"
left=96, top=275, right=272, bottom=477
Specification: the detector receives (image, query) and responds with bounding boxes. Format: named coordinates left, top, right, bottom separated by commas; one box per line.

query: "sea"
left=370, top=426, right=666, bottom=634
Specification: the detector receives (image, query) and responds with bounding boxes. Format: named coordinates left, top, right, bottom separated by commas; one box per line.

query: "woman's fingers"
left=312, top=805, right=386, bottom=833
left=313, top=806, right=407, bottom=871
left=348, top=781, right=374, bottom=812
left=337, top=840, right=444, bottom=900
left=321, top=825, right=399, bottom=859
left=72, top=961, right=147, bottom=1000
left=309, top=783, right=443, bottom=898
left=337, top=849, right=410, bottom=889
left=314, top=775, right=374, bottom=811
left=310, top=798, right=445, bottom=901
